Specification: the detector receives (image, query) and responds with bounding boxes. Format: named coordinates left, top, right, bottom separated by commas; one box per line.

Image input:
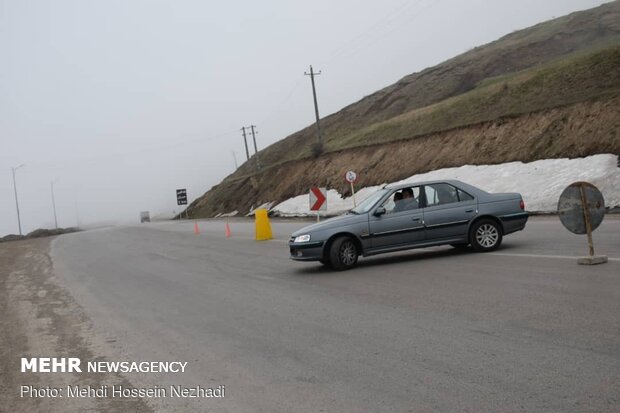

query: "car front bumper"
left=289, top=241, right=325, bottom=261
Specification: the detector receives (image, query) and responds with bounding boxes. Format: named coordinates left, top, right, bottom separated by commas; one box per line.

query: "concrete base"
left=577, top=255, right=608, bottom=265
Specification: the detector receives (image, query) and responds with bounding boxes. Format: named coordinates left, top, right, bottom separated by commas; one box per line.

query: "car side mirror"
left=374, top=207, right=386, bottom=216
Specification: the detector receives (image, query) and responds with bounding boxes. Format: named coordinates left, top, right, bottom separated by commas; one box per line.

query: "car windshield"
left=350, top=189, right=389, bottom=214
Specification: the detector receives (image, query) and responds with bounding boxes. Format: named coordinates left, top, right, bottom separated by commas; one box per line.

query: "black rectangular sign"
left=176, top=188, right=187, bottom=205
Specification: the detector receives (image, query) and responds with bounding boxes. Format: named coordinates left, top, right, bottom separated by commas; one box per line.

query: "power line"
left=257, top=77, right=305, bottom=126
left=320, top=0, right=416, bottom=65
left=320, top=0, right=437, bottom=66
left=14, top=128, right=240, bottom=168
left=6, top=0, right=444, bottom=177
left=244, top=0, right=439, bottom=156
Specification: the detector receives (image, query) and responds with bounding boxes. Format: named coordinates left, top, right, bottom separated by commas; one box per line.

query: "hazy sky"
left=0, top=0, right=609, bottom=235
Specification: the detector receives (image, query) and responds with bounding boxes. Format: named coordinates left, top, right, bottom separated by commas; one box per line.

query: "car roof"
left=385, top=179, right=488, bottom=195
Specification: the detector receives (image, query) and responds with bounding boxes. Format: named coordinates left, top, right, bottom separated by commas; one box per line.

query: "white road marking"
left=490, top=252, right=620, bottom=262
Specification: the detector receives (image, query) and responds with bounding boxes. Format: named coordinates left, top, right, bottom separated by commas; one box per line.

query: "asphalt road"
left=51, top=216, right=620, bottom=412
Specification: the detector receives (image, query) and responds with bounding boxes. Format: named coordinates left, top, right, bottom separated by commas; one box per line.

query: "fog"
left=0, top=0, right=607, bottom=236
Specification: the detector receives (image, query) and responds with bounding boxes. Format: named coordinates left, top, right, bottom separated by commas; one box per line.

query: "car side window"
left=457, top=188, right=474, bottom=201
left=424, top=184, right=460, bottom=206
left=381, top=187, right=421, bottom=214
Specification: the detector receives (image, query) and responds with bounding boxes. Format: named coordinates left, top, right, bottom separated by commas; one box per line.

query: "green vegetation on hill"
left=336, top=46, right=620, bottom=150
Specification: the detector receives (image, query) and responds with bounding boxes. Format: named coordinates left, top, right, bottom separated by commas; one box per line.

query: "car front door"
left=422, top=183, right=477, bottom=241
left=368, top=187, right=425, bottom=251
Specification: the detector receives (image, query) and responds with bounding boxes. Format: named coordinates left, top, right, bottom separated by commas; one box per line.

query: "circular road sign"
left=557, top=181, right=605, bottom=234
left=345, top=171, right=357, bottom=183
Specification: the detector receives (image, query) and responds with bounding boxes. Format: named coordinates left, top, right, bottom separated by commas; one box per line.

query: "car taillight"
left=520, top=199, right=525, bottom=210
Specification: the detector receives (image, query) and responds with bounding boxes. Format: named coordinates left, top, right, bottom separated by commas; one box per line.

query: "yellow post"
left=255, top=209, right=273, bottom=241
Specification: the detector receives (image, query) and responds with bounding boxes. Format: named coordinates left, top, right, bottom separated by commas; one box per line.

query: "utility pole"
left=51, top=179, right=59, bottom=229
left=74, top=198, right=81, bottom=228
left=241, top=127, right=250, bottom=161
left=304, top=65, right=324, bottom=148
left=232, top=151, right=238, bottom=170
left=11, top=164, right=24, bottom=235
left=249, top=125, right=260, bottom=170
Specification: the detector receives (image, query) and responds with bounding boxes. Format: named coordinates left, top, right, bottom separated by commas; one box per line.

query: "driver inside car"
left=393, top=188, right=418, bottom=212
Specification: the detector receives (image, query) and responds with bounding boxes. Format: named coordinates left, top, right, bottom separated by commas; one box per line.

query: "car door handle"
left=465, top=209, right=474, bottom=213
left=412, top=217, right=421, bottom=221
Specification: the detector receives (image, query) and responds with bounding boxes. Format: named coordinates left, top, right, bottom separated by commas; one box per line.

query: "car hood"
left=291, top=213, right=367, bottom=237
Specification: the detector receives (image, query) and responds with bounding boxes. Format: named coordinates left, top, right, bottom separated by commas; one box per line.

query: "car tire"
left=328, top=236, right=359, bottom=271
left=469, top=219, right=503, bottom=252
left=319, top=258, right=330, bottom=266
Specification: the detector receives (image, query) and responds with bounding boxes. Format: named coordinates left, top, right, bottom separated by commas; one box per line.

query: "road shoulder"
left=0, top=237, right=152, bottom=413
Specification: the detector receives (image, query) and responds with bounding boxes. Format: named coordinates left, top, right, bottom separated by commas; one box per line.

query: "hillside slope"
left=187, top=2, right=620, bottom=218
left=243, top=0, right=620, bottom=170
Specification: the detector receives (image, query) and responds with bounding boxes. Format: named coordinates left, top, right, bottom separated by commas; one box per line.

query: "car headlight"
left=294, top=234, right=311, bottom=243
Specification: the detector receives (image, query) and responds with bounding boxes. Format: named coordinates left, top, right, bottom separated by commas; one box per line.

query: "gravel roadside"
left=0, top=237, right=152, bottom=413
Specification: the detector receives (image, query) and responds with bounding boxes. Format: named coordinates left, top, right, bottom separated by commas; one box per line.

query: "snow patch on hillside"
left=271, top=154, right=619, bottom=216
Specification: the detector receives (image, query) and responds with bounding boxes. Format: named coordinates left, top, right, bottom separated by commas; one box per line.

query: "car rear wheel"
left=470, top=219, right=502, bottom=252
left=328, top=236, right=358, bottom=271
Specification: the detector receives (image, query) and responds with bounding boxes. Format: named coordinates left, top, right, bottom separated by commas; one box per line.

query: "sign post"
left=578, top=184, right=595, bottom=257
left=344, top=171, right=358, bottom=207
left=557, top=181, right=607, bottom=265
left=309, top=187, right=327, bottom=222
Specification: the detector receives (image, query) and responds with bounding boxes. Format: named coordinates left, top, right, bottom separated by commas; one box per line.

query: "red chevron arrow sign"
left=309, top=187, right=327, bottom=211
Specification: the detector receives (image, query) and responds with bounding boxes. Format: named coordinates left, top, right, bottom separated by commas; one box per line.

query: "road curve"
left=51, top=217, right=620, bottom=412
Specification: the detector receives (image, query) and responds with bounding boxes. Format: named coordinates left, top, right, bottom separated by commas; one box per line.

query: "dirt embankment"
left=0, top=228, right=79, bottom=244
left=188, top=95, right=620, bottom=218
left=0, top=238, right=151, bottom=413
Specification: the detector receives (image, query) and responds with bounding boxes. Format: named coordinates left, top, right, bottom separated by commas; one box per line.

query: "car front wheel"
left=328, top=236, right=359, bottom=271
left=470, top=219, right=502, bottom=252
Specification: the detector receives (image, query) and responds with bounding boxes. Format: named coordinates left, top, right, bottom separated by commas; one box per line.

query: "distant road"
left=51, top=217, right=620, bottom=412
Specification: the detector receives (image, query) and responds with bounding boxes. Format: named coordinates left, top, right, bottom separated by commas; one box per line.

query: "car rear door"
left=422, top=183, right=477, bottom=241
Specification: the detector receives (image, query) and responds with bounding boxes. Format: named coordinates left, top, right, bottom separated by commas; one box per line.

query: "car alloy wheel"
left=339, top=240, right=357, bottom=266
left=329, top=236, right=359, bottom=270
left=470, top=219, right=503, bottom=252
left=476, top=224, right=499, bottom=248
